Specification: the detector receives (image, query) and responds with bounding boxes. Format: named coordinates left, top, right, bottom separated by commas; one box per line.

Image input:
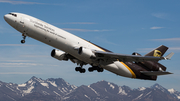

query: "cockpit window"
left=8, top=13, right=17, bottom=17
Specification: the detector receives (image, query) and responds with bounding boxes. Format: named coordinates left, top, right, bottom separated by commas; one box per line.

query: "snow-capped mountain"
left=0, top=76, right=77, bottom=101
left=17, top=76, right=77, bottom=97
left=0, top=76, right=179, bottom=101
left=169, top=88, right=180, bottom=100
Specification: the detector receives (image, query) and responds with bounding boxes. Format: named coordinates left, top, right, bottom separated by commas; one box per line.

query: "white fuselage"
left=4, top=13, right=136, bottom=79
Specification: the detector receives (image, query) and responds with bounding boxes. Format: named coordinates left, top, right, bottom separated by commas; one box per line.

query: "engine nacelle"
left=132, top=52, right=141, bottom=56
left=51, top=49, right=68, bottom=61
left=140, top=61, right=166, bottom=71
left=78, top=47, right=96, bottom=59
left=132, top=52, right=166, bottom=71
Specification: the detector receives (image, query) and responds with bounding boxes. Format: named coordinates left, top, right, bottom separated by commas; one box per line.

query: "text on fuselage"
left=30, top=19, right=66, bottom=39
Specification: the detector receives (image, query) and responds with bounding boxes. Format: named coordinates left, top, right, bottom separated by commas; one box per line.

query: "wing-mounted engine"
left=51, top=49, right=85, bottom=64
left=51, top=49, right=69, bottom=61
left=51, top=49, right=87, bottom=73
left=78, top=47, right=96, bottom=59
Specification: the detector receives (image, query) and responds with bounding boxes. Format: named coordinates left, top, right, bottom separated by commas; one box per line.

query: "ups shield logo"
left=153, top=50, right=162, bottom=57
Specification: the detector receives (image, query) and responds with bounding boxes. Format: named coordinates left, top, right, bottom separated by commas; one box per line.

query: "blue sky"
left=0, top=0, right=180, bottom=91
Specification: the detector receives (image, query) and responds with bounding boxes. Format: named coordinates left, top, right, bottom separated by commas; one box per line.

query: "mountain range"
left=0, top=76, right=179, bottom=101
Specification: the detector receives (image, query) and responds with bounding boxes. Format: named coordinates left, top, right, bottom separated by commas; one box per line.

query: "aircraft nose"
left=4, top=13, right=17, bottom=28
left=4, top=14, right=8, bottom=21
left=4, top=14, right=11, bottom=23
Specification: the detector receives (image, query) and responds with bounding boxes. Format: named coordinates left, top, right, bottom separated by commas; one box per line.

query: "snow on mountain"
left=151, top=83, right=167, bottom=91
left=11, top=76, right=77, bottom=97
left=41, top=82, right=49, bottom=88
left=18, top=83, right=26, bottom=87
left=87, top=85, right=99, bottom=96
left=150, top=83, right=172, bottom=95
left=118, top=86, right=127, bottom=95
left=169, top=88, right=176, bottom=93
left=168, top=88, right=180, bottom=99
left=138, top=87, right=146, bottom=91
left=133, top=93, right=143, bottom=100
left=27, top=79, right=33, bottom=84
left=47, top=80, right=57, bottom=87
left=22, top=86, right=34, bottom=94
left=0, top=77, right=179, bottom=101
left=108, top=82, right=115, bottom=89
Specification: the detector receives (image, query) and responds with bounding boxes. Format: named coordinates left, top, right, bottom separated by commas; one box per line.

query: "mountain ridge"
left=0, top=76, right=179, bottom=101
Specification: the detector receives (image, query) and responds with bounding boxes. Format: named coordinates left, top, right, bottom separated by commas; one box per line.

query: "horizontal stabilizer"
left=164, top=52, right=174, bottom=60
left=140, top=71, right=173, bottom=76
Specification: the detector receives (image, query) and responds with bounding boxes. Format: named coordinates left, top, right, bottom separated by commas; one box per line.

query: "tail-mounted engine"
left=132, top=52, right=166, bottom=71
left=132, top=52, right=141, bottom=56
left=140, top=61, right=166, bottom=71
left=51, top=49, right=68, bottom=61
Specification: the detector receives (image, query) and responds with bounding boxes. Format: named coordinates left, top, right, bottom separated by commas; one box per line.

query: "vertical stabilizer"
left=145, top=45, right=168, bottom=57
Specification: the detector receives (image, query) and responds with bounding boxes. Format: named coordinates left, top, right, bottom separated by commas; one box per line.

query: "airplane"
left=4, top=12, right=174, bottom=81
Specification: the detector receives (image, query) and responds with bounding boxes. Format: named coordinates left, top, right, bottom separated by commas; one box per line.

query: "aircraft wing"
left=94, top=51, right=168, bottom=62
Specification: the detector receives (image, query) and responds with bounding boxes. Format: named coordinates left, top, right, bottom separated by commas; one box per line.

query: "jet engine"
left=132, top=52, right=141, bottom=56
left=140, top=61, right=166, bottom=71
left=78, top=47, right=96, bottom=59
left=132, top=52, right=166, bottom=71
left=51, top=49, right=68, bottom=61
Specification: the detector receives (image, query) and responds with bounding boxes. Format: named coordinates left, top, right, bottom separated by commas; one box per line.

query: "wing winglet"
left=140, top=71, right=173, bottom=76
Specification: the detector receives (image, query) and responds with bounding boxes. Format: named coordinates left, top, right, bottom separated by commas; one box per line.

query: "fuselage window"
left=13, top=14, right=17, bottom=17
left=8, top=13, right=17, bottom=17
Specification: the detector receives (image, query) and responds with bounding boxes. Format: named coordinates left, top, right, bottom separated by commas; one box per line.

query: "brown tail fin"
left=145, top=45, right=168, bottom=57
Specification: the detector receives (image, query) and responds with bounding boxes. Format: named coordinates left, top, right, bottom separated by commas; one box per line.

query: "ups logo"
left=153, top=50, right=162, bottom=57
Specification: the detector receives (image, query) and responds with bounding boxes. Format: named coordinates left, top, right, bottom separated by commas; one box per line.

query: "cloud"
left=60, top=22, right=96, bottom=25
left=0, top=72, right=42, bottom=74
left=150, top=26, right=164, bottom=29
left=0, top=0, right=61, bottom=5
left=137, top=48, right=154, bottom=53
left=62, top=28, right=111, bottom=32
left=0, top=44, right=36, bottom=46
left=169, top=47, right=180, bottom=51
left=0, top=63, right=43, bottom=67
left=0, top=0, right=45, bottom=4
left=152, top=13, right=173, bottom=21
left=0, top=59, right=31, bottom=63
left=94, top=37, right=119, bottom=46
left=20, top=55, right=49, bottom=58
left=152, top=13, right=167, bottom=19
left=151, top=38, right=180, bottom=41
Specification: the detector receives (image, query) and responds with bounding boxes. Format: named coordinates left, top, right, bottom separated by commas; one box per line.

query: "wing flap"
left=140, top=71, right=173, bottom=76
